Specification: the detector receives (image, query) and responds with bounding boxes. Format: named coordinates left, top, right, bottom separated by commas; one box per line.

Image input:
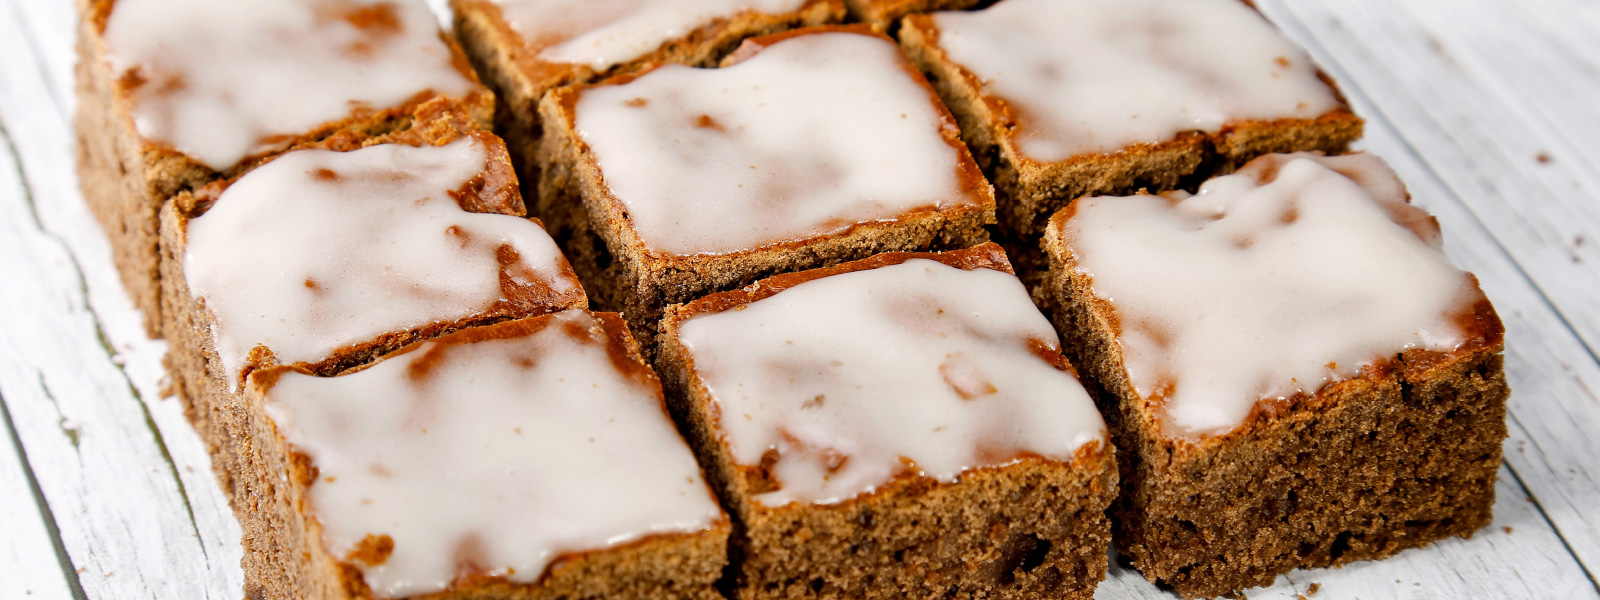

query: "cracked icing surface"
left=677, top=258, right=1105, bottom=507
left=574, top=30, right=977, bottom=256
left=184, top=138, right=580, bottom=389
left=259, top=311, right=723, bottom=598
left=103, top=0, right=477, bottom=170
left=1060, top=153, right=1475, bottom=436
left=931, top=0, right=1341, bottom=160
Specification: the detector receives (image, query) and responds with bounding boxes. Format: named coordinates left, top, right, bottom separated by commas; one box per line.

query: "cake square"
left=1040, top=152, right=1508, bottom=598
left=656, top=243, right=1115, bottom=600
left=450, top=0, right=845, bottom=195
left=898, top=0, right=1364, bottom=240
left=159, top=128, right=585, bottom=496
left=235, top=310, right=729, bottom=600
left=538, top=26, right=996, bottom=350
left=75, top=0, right=493, bottom=335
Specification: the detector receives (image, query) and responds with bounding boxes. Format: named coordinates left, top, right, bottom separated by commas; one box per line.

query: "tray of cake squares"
left=74, top=0, right=1505, bottom=597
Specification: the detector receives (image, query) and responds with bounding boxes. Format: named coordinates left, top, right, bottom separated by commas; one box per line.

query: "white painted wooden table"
left=2, top=1, right=1597, bottom=598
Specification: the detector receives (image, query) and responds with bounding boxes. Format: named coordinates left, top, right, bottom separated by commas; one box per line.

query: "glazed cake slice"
left=159, top=131, right=584, bottom=493
left=657, top=244, right=1114, bottom=600
left=451, top=0, right=845, bottom=193
left=539, top=26, right=995, bottom=350
left=899, top=0, right=1363, bottom=242
left=236, top=310, right=729, bottom=600
left=1040, top=152, right=1508, bottom=598
left=75, top=0, right=493, bottom=335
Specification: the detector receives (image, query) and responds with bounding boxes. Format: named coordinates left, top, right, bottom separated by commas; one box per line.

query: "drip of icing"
left=184, top=138, right=580, bottom=390
left=1062, top=153, right=1474, bottom=436
left=489, top=0, right=808, bottom=71
left=932, top=0, right=1341, bottom=160
left=575, top=31, right=974, bottom=256
left=103, top=0, right=478, bottom=170
left=678, top=259, right=1106, bottom=507
left=261, top=310, right=723, bottom=598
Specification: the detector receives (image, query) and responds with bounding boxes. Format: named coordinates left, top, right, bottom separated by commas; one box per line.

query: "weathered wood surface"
left=0, top=0, right=1596, bottom=598
left=0, top=1, right=242, bottom=599
left=1258, top=0, right=1600, bottom=586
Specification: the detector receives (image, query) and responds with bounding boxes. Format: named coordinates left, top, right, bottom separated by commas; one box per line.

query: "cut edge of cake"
left=655, top=244, right=1119, bottom=600
left=230, top=311, right=731, bottom=600
left=1036, top=160, right=1507, bottom=598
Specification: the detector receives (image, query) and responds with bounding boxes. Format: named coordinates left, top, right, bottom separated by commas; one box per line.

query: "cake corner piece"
left=1041, top=152, right=1507, bottom=598
left=232, top=310, right=729, bottom=599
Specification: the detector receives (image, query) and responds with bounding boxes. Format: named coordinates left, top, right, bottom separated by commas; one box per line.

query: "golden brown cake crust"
left=655, top=245, right=1117, bottom=600
left=75, top=1, right=494, bottom=336
left=535, top=26, right=996, bottom=353
left=1039, top=212, right=1509, bottom=599
left=897, top=10, right=1365, bottom=240
left=450, top=0, right=846, bottom=210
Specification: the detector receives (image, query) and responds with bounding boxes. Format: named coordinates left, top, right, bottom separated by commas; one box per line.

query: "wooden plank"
left=1258, top=0, right=1600, bottom=583
left=0, top=6, right=244, bottom=599
left=1422, top=0, right=1600, bottom=179
left=4, top=0, right=73, bottom=119
left=0, top=390, right=76, bottom=599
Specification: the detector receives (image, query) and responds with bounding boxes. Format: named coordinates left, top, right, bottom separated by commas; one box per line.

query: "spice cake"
left=158, top=132, right=584, bottom=494
left=235, top=310, right=729, bottom=600
left=656, top=244, right=1115, bottom=600
left=75, top=0, right=493, bottom=335
left=898, top=0, right=1364, bottom=244
left=1040, top=152, right=1508, bottom=598
left=450, top=0, right=845, bottom=195
left=538, top=26, right=995, bottom=350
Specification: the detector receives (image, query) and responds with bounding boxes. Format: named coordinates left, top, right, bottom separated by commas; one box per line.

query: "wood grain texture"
left=1258, top=0, right=1600, bottom=584
left=0, top=382, right=76, bottom=599
left=0, top=0, right=1597, bottom=598
left=0, top=3, right=243, bottom=599
left=1265, top=0, right=1600, bottom=355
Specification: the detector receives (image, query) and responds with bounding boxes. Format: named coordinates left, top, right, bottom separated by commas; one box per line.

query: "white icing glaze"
left=103, top=0, right=478, bottom=171
left=184, top=137, right=580, bottom=390
left=1062, top=153, right=1474, bottom=436
left=932, top=0, right=1341, bottom=160
left=489, top=0, right=808, bottom=71
left=260, top=310, right=723, bottom=598
left=575, top=31, right=976, bottom=256
left=677, top=258, right=1106, bottom=507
